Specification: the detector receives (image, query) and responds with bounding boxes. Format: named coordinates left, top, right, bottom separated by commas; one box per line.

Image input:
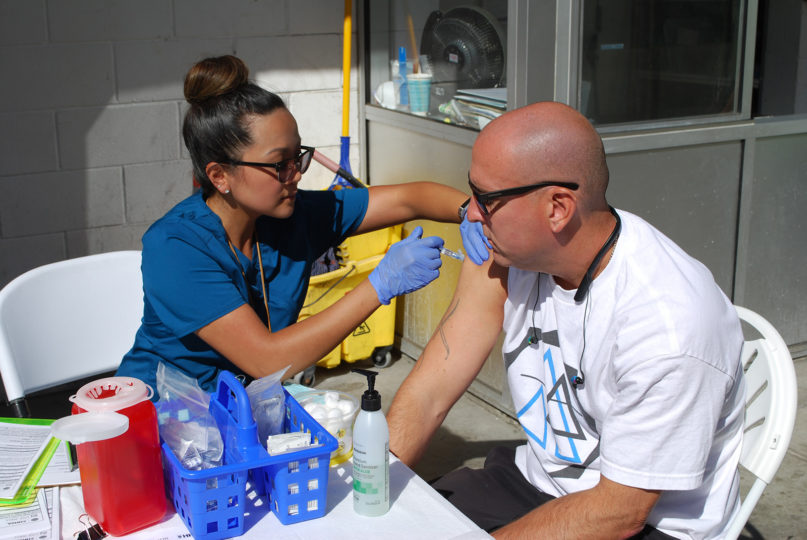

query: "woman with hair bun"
left=117, top=55, right=467, bottom=398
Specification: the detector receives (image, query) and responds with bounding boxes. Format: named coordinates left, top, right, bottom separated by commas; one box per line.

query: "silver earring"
left=224, top=189, right=230, bottom=194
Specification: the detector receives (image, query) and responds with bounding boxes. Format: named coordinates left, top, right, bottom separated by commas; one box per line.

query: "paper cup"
left=407, top=73, right=432, bottom=115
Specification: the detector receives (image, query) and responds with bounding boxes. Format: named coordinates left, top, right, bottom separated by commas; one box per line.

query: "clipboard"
left=0, top=417, right=60, bottom=507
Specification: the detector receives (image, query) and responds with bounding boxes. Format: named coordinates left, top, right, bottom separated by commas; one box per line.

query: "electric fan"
left=420, top=6, right=507, bottom=92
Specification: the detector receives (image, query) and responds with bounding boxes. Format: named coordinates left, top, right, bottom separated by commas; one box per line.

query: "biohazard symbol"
left=353, top=322, right=371, bottom=336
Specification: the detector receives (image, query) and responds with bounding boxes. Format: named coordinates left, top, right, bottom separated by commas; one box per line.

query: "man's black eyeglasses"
left=222, top=145, right=315, bottom=183
left=468, top=174, right=579, bottom=215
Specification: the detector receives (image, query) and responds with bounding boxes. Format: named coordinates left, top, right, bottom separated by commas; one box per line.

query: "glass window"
left=752, top=0, right=807, bottom=117
left=365, top=0, right=508, bottom=130
left=580, top=0, right=744, bottom=126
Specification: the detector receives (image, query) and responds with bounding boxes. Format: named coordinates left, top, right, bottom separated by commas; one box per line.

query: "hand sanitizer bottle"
left=351, top=368, right=389, bottom=516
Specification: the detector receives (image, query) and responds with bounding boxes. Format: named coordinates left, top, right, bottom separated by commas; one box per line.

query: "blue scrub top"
left=117, top=188, right=369, bottom=399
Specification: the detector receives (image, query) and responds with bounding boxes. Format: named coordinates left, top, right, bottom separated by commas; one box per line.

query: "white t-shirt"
left=502, top=209, right=745, bottom=539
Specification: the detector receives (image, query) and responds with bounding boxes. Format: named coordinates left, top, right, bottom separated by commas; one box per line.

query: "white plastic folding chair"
left=725, top=305, right=799, bottom=539
left=0, top=251, right=143, bottom=417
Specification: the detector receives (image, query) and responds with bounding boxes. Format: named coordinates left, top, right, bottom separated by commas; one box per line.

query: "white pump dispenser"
left=351, top=368, right=389, bottom=516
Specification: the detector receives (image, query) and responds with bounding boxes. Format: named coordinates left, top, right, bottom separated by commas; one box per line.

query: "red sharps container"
left=51, top=377, right=166, bottom=535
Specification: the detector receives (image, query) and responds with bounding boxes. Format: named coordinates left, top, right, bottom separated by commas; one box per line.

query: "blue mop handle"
left=339, top=136, right=353, bottom=175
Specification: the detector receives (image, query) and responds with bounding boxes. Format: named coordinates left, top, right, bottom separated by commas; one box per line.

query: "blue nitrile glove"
left=369, top=226, right=444, bottom=305
left=460, top=214, right=492, bottom=265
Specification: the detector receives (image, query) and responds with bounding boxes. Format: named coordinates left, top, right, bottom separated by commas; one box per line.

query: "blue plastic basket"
left=161, top=371, right=338, bottom=539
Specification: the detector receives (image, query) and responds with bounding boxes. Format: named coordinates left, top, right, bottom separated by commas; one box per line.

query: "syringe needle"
left=440, top=247, right=465, bottom=261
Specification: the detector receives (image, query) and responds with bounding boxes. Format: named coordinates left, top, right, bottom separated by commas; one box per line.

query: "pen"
left=440, top=247, right=465, bottom=261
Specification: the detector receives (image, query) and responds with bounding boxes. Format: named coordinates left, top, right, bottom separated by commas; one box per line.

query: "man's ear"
left=205, top=162, right=230, bottom=194
left=547, top=190, right=576, bottom=233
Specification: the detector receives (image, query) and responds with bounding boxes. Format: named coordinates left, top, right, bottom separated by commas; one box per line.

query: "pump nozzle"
left=352, top=368, right=376, bottom=391
left=352, top=368, right=382, bottom=411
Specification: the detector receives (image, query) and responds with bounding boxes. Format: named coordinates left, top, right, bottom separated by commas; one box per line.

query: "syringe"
left=440, top=247, right=465, bottom=261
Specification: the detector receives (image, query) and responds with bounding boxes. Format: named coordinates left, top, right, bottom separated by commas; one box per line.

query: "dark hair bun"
left=184, top=55, right=249, bottom=104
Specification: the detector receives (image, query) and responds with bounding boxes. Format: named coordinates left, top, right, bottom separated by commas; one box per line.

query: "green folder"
left=0, top=417, right=60, bottom=507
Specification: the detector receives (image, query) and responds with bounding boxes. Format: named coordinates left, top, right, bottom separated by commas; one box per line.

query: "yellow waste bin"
left=336, top=225, right=402, bottom=263
left=298, top=225, right=403, bottom=374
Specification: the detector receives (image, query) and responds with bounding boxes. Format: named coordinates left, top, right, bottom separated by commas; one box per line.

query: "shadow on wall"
left=0, top=0, right=350, bottom=289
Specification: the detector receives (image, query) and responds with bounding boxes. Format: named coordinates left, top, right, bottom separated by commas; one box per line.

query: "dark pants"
left=430, top=446, right=675, bottom=539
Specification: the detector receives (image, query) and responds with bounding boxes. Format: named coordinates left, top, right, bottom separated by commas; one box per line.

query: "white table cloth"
left=61, top=456, right=491, bottom=540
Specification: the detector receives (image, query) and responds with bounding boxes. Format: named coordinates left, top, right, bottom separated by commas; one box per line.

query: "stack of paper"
left=0, top=486, right=58, bottom=540
left=442, top=88, right=507, bottom=129
left=0, top=418, right=80, bottom=540
left=455, top=88, right=506, bottom=110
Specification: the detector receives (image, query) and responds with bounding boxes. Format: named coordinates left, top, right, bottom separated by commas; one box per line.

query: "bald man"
left=387, top=102, right=745, bottom=539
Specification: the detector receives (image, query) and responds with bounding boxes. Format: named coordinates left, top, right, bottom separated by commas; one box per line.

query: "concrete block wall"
left=0, top=0, right=360, bottom=287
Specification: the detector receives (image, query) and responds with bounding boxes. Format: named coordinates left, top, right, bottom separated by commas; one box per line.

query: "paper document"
left=456, top=87, right=506, bottom=101
left=46, top=488, right=60, bottom=540
left=0, top=488, right=51, bottom=540
left=37, top=443, right=80, bottom=487
left=0, top=424, right=52, bottom=499
left=455, top=88, right=506, bottom=108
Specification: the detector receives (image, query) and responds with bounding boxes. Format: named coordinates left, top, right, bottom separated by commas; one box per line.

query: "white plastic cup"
left=374, top=81, right=397, bottom=109
left=407, top=73, right=432, bottom=115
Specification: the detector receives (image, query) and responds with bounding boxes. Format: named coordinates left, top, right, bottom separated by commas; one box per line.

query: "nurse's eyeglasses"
left=468, top=173, right=579, bottom=215
left=223, top=145, right=314, bottom=183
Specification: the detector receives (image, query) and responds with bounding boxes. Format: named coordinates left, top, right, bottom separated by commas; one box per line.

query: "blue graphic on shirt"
left=517, top=347, right=584, bottom=463
left=516, top=377, right=548, bottom=447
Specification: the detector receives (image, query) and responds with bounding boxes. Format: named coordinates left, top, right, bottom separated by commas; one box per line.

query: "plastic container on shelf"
left=161, top=371, right=337, bottom=539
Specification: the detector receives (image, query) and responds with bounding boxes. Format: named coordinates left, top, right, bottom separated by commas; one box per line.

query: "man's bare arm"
left=494, top=476, right=661, bottom=539
left=388, top=257, right=508, bottom=466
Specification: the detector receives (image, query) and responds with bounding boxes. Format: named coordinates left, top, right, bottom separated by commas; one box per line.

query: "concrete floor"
left=313, top=352, right=807, bottom=540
